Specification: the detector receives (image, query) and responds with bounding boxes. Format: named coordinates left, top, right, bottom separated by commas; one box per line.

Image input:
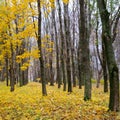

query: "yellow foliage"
left=45, top=63, right=50, bottom=68
left=0, top=0, right=39, bottom=72
left=31, top=49, right=40, bottom=59
left=16, top=51, right=30, bottom=63
left=20, top=66, right=28, bottom=71
left=62, top=0, right=69, bottom=4
left=0, top=83, right=119, bottom=120
left=20, top=60, right=30, bottom=71
left=0, top=66, right=3, bottom=71
left=36, top=78, right=41, bottom=81
left=46, top=48, right=53, bottom=53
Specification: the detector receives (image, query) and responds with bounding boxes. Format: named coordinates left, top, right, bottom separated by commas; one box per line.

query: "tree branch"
left=112, top=6, right=120, bottom=42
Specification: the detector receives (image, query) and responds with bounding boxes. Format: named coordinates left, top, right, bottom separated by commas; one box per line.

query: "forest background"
left=0, top=0, right=120, bottom=119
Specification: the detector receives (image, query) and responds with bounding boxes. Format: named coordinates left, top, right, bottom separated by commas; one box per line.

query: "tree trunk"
left=64, top=3, right=72, bottom=93
left=53, top=7, right=61, bottom=87
left=72, top=1, right=76, bottom=87
left=10, top=42, right=15, bottom=92
left=57, top=0, right=67, bottom=90
left=37, top=0, right=47, bottom=96
left=97, top=0, right=119, bottom=111
left=50, top=12, right=54, bottom=86
left=8, top=24, right=15, bottom=92
left=95, top=5, right=108, bottom=92
left=5, top=58, right=9, bottom=86
left=102, top=43, right=108, bottom=92
left=79, top=0, right=91, bottom=100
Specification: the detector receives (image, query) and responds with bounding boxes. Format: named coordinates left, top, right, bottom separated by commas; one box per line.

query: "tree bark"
left=64, top=3, right=72, bottom=93
left=97, top=0, right=119, bottom=111
left=52, top=5, right=61, bottom=87
left=72, top=1, right=76, bottom=87
left=5, top=58, right=9, bottom=86
left=57, top=0, right=67, bottom=90
left=37, top=0, right=47, bottom=96
left=79, top=0, right=91, bottom=100
left=95, top=3, right=108, bottom=92
left=102, top=43, right=108, bottom=92
left=9, top=42, right=15, bottom=92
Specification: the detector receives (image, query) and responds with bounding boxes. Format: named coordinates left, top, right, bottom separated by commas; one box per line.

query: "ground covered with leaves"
left=0, top=82, right=120, bottom=120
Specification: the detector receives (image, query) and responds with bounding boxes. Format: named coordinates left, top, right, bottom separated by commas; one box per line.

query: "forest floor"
left=0, top=82, right=120, bottom=120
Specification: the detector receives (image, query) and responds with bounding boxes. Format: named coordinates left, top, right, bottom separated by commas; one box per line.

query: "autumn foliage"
left=0, top=82, right=119, bottom=120
left=0, top=0, right=119, bottom=118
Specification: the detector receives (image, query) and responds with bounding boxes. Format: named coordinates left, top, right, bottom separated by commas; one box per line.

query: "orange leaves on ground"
left=0, top=82, right=119, bottom=120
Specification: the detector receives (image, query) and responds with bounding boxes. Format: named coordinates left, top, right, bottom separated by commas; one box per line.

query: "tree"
left=79, top=0, right=91, bottom=100
left=63, top=1, right=72, bottom=93
left=71, top=0, right=77, bottom=87
left=57, top=0, right=66, bottom=89
left=37, top=0, right=47, bottom=96
left=53, top=1, right=61, bottom=88
left=97, top=0, right=119, bottom=111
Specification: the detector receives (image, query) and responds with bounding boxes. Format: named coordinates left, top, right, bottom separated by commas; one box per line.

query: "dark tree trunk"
left=49, top=57, right=54, bottom=86
left=71, top=48, right=76, bottom=87
left=5, top=58, right=9, bottom=86
left=37, top=0, right=47, bottom=96
left=97, top=0, right=119, bottom=111
left=19, top=63, right=23, bottom=87
left=72, top=1, right=76, bottom=87
left=10, top=43, right=15, bottom=92
left=95, top=5, right=108, bottom=92
left=8, top=24, right=15, bottom=92
left=50, top=14, right=54, bottom=86
left=78, top=44, right=82, bottom=88
left=64, top=3, right=72, bottom=93
left=102, top=43, right=108, bottom=92
left=52, top=8, right=61, bottom=87
left=79, top=0, right=91, bottom=100
left=24, top=68, right=28, bottom=85
left=57, top=0, right=66, bottom=90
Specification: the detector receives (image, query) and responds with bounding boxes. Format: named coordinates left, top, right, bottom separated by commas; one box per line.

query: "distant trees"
left=0, top=0, right=39, bottom=91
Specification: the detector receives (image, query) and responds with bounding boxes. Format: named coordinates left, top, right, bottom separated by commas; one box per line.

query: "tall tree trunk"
left=95, top=3, right=108, bottom=92
left=97, top=0, right=119, bottom=111
left=72, top=0, right=76, bottom=87
left=50, top=11, right=54, bottom=86
left=37, top=0, right=47, bottom=96
left=102, top=43, right=108, bottom=92
left=79, top=0, right=91, bottom=100
left=8, top=24, right=15, bottom=92
left=57, top=0, right=66, bottom=90
left=52, top=5, right=61, bottom=87
left=64, top=3, right=72, bottom=93
left=9, top=42, right=15, bottom=92
left=5, top=58, right=9, bottom=86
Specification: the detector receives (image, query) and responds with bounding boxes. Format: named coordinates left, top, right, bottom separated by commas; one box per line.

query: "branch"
left=111, top=6, right=120, bottom=26
left=112, top=6, right=120, bottom=42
